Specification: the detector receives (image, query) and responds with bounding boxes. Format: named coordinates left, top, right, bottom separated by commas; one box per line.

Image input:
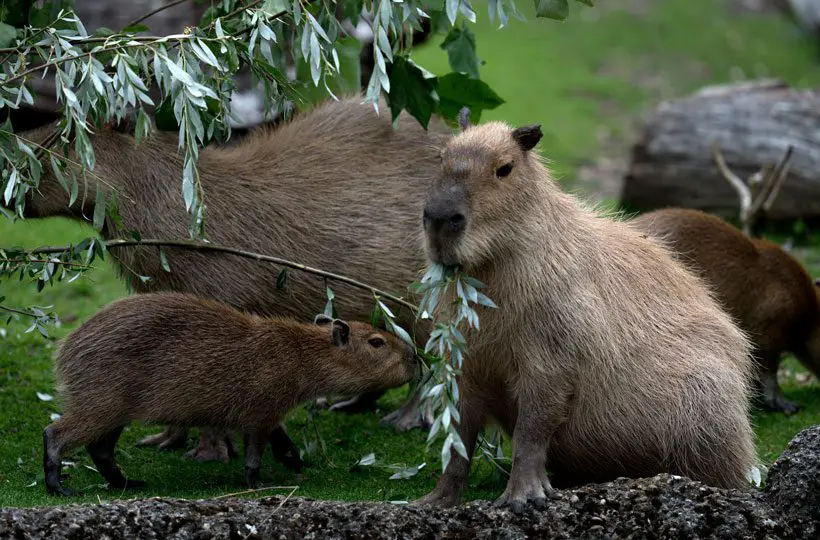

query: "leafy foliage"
left=0, top=0, right=593, bottom=480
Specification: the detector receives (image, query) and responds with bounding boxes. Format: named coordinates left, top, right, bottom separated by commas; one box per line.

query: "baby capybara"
left=43, top=292, right=417, bottom=496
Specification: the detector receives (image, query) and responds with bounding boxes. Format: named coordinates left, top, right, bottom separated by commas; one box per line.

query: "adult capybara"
left=14, top=95, right=449, bottom=459
left=413, top=114, right=757, bottom=511
left=633, top=207, right=820, bottom=414
left=43, top=292, right=418, bottom=496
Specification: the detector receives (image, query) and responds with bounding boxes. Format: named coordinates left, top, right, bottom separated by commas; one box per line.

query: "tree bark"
left=621, top=79, right=820, bottom=221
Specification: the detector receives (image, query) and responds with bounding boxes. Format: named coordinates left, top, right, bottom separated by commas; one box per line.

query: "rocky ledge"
left=2, top=426, right=818, bottom=540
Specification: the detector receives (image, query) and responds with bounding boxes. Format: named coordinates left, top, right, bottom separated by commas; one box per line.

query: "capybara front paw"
left=494, top=475, right=555, bottom=513
left=136, top=427, right=188, bottom=450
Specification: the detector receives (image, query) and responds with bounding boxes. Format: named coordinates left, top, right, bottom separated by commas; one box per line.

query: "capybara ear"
left=331, top=320, right=350, bottom=346
left=815, top=278, right=820, bottom=287
left=314, top=314, right=333, bottom=326
left=511, top=125, right=543, bottom=152
left=458, top=107, right=471, bottom=132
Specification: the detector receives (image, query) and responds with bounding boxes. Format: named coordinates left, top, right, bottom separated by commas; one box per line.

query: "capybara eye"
left=368, top=337, right=386, bottom=348
left=496, top=163, right=513, bottom=178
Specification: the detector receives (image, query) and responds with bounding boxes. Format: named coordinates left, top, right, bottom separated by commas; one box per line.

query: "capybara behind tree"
left=414, top=114, right=757, bottom=511
left=43, top=292, right=417, bottom=496
left=18, top=95, right=449, bottom=458
left=632, top=207, right=820, bottom=414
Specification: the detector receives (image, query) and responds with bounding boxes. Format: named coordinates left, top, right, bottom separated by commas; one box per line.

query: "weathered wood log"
left=621, top=79, right=820, bottom=221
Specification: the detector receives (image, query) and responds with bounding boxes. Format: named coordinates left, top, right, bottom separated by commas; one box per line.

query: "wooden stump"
left=621, top=79, right=820, bottom=221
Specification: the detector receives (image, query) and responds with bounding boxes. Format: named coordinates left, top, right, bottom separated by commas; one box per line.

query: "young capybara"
left=414, top=113, right=757, bottom=511
left=632, top=207, right=820, bottom=414
left=43, top=292, right=417, bottom=496
left=15, top=95, right=449, bottom=460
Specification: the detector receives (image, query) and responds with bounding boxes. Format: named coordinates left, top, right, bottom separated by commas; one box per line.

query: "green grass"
left=2, top=0, right=819, bottom=508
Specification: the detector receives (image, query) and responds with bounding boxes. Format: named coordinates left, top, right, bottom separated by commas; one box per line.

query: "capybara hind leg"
left=183, top=428, right=236, bottom=463
left=43, top=423, right=73, bottom=496
left=136, top=425, right=189, bottom=450
left=87, top=427, right=145, bottom=490
left=243, top=430, right=268, bottom=488
left=328, top=389, right=383, bottom=414
left=758, top=356, right=800, bottom=415
left=269, top=423, right=302, bottom=473
left=413, top=388, right=486, bottom=508
left=380, top=387, right=433, bottom=432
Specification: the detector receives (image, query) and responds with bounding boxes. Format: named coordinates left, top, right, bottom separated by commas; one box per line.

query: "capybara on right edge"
left=414, top=115, right=756, bottom=511
left=15, top=95, right=449, bottom=459
left=44, top=292, right=418, bottom=496
left=633, top=207, right=820, bottom=414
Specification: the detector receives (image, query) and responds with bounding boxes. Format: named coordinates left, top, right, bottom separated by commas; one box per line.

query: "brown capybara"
left=413, top=114, right=757, bottom=511
left=632, top=207, right=820, bottom=414
left=16, top=95, right=449, bottom=460
left=43, top=292, right=418, bottom=496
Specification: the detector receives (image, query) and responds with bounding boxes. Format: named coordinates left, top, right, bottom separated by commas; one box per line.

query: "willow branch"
left=28, top=239, right=420, bottom=313
left=127, top=0, right=192, bottom=29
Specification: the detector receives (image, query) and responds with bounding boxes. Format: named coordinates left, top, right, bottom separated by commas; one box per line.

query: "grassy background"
left=2, top=0, right=820, bottom=508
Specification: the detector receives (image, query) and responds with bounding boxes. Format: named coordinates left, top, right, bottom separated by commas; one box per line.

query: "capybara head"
left=422, top=109, right=543, bottom=268
left=313, top=314, right=418, bottom=392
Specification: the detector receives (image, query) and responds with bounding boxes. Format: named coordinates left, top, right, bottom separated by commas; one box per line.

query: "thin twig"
left=712, top=145, right=751, bottom=221
left=29, top=238, right=420, bottom=313
left=761, top=146, right=794, bottom=213
left=0, top=305, right=42, bottom=318
left=212, top=484, right=298, bottom=501
left=127, top=0, right=191, bottom=29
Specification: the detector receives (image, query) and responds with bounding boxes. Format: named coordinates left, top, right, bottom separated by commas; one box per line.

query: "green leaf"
left=92, top=184, right=106, bottom=232
left=535, top=0, right=569, bottom=20
left=0, top=22, right=17, bottom=48
left=159, top=249, right=171, bottom=272
left=121, top=23, right=149, bottom=34
left=576, top=0, right=594, bottom=5
left=276, top=268, right=288, bottom=290
left=440, top=25, right=480, bottom=79
left=91, top=26, right=115, bottom=38
left=435, top=72, right=504, bottom=125
left=385, top=56, right=438, bottom=129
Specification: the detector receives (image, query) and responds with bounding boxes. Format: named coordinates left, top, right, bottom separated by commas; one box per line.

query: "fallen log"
left=2, top=426, right=818, bottom=539
left=621, top=79, right=820, bottom=222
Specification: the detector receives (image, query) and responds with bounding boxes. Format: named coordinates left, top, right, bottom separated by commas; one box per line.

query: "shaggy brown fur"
left=632, top=207, right=820, bottom=414
left=414, top=119, right=757, bottom=511
left=43, top=292, right=417, bottom=496
left=19, top=95, right=449, bottom=458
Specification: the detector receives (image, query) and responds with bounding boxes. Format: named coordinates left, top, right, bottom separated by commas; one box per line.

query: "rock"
left=764, top=425, right=820, bottom=538
left=620, top=79, right=820, bottom=222
left=0, top=474, right=795, bottom=539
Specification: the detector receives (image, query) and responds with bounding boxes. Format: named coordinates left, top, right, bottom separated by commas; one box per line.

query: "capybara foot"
left=762, top=394, right=801, bottom=416
left=379, top=406, right=431, bottom=433
left=136, top=426, right=189, bottom=450
left=46, top=484, right=75, bottom=497
left=109, top=478, right=147, bottom=490
left=412, top=486, right=461, bottom=508
left=183, top=432, right=236, bottom=463
left=245, top=466, right=261, bottom=489
left=494, top=474, right=555, bottom=514
left=329, top=394, right=380, bottom=414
